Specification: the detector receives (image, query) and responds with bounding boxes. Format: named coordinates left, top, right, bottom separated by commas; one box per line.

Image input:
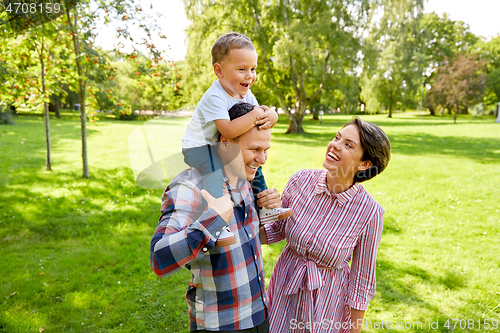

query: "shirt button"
left=254, top=255, right=258, bottom=260
left=215, top=231, right=220, bottom=236
left=202, top=247, right=208, bottom=252
left=258, top=276, right=261, bottom=281
left=249, top=234, right=253, bottom=239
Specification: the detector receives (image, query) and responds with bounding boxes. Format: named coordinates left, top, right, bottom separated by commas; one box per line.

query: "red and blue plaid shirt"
left=150, top=168, right=268, bottom=331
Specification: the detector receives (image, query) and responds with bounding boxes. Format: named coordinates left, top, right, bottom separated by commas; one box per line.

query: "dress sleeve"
left=150, top=180, right=228, bottom=277
left=263, top=171, right=299, bottom=244
left=347, top=207, right=384, bottom=310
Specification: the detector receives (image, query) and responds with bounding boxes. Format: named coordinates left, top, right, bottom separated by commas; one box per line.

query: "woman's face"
left=323, top=124, right=371, bottom=182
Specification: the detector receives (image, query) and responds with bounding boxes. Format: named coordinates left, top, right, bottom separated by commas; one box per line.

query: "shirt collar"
left=315, top=170, right=361, bottom=206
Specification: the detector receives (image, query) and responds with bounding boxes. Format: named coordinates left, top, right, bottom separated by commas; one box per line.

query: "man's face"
left=224, top=127, right=271, bottom=182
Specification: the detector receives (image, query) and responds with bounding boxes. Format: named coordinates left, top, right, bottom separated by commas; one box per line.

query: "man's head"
left=218, top=103, right=271, bottom=182
left=212, top=32, right=258, bottom=99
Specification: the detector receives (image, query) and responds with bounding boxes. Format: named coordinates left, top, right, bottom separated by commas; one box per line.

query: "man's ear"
left=214, top=63, right=223, bottom=79
left=219, top=136, right=230, bottom=151
left=357, top=160, right=373, bottom=171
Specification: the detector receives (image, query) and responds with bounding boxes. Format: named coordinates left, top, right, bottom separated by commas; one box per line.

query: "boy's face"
left=214, top=48, right=258, bottom=99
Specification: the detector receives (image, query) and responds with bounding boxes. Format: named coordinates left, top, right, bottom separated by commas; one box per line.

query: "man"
left=150, top=103, right=283, bottom=333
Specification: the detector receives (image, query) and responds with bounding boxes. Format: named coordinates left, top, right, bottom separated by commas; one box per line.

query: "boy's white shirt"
left=182, top=79, right=259, bottom=149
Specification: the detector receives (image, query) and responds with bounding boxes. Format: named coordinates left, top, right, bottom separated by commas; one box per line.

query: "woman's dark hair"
left=344, top=117, right=391, bottom=183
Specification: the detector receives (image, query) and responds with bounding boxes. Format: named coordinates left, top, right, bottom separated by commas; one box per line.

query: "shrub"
left=0, top=107, right=16, bottom=125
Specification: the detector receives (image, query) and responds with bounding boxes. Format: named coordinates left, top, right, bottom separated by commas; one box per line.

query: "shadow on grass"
left=374, top=256, right=493, bottom=332
left=0, top=166, right=192, bottom=332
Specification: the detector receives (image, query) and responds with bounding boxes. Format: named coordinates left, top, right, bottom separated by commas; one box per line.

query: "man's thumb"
left=200, top=189, right=213, bottom=203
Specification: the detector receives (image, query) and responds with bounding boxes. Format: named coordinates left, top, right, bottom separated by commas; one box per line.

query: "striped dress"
left=263, top=169, right=384, bottom=333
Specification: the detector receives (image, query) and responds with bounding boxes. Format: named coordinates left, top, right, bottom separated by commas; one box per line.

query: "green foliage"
left=108, top=54, right=185, bottom=113
left=420, top=13, right=478, bottom=67
left=0, top=17, right=75, bottom=112
left=361, top=0, right=425, bottom=117
left=476, top=36, right=500, bottom=104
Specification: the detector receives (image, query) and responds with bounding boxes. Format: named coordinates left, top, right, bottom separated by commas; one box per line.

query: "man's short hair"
left=217, top=102, right=256, bottom=142
left=211, top=32, right=255, bottom=65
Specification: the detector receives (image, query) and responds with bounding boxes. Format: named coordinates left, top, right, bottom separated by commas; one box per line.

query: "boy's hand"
left=256, top=188, right=282, bottom=209
left=255, top=111, right=272, bottom=129
left=201, top=189, right=234, bottom=223
left=255, top=106, right=278, bottom=129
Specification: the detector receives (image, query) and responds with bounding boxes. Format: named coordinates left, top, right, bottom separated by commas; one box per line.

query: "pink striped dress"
left=263, top=169, right=384, bottom=333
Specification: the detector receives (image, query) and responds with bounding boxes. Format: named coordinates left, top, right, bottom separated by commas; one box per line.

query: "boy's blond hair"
left=211, top=32, right=255, bottom=65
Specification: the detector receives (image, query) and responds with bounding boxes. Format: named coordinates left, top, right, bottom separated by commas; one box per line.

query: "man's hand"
left=200, top=190, right=234, bottom=223
left=256, top=188, right=282, bottom=209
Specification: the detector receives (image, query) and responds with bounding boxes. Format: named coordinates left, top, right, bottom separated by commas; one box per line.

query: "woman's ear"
left=214, top=63, right=223, bottom=79
left=357, top=160, right=373, bottom=171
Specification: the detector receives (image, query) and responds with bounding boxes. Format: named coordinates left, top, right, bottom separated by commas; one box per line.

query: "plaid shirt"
left=150, top=168, right=268, bottom=331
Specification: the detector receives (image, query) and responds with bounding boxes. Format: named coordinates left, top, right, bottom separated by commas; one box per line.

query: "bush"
left=0, top=107, right=16, bottom=125
left=114, top=108, right=139, bottom=120
left=470, top=103, right=484, bottom=116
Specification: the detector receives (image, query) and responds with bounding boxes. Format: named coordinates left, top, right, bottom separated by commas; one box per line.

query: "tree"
left=418, top=13, right=478, bottom=115
left=0, top=15, right=75, bottom=170
left=60, top=0, right=164, bottom=177
left=361, top=0, right=425, bottom=118
left=108, top=53, right=185, bottom=113
left=426, top=54, right=486, bottom=123
left=476, top=36, right=500, bottom=110
left=183, top=0, right=368, bottom=133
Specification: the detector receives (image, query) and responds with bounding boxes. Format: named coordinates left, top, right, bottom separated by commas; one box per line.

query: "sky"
left=95, top=0, right=500, bottom=61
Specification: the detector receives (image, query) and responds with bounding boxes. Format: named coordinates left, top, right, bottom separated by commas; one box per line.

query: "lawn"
left=1, top=112, right=499, bottom=332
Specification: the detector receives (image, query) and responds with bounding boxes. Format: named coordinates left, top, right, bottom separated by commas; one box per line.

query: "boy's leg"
left=183, top=145, right=224, bottom=198
left=252, top=166, right=294, bottom=224
left=250, top=166, right=267, bottom=209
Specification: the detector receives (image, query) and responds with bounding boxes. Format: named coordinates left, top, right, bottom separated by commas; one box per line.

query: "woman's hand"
left=350, top=308, right=365, bottom=333
left=256, top=188, right=282, bottom=209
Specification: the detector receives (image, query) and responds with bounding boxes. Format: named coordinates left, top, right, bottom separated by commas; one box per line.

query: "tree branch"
left=309, top=49, right=332, bottom=102
left=251, top=0, right=290, bottom=115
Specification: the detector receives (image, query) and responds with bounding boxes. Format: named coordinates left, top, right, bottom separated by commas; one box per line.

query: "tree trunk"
left=53, top=94, right=60, bottom=118
left=428, top=106, right=436, bottom=116
left=312, top=108, right=319, bottom=120
left=67, top=8, right=89, bottom=178
left=286, top=114, right=305, bottom=134
left=388, top=104, right=393, bottom=118
left=286, top=100, right=306, bottom=134
left=40, top=38, right=52, bottom=171
left=454, top=104, right=458, bottom=124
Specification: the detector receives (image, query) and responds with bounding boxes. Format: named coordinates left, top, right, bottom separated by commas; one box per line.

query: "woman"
left=261, top=117, right=391, bottom=333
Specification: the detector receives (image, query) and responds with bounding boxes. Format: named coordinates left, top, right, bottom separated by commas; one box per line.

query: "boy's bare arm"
left=214, top=107, right=264, bottom=139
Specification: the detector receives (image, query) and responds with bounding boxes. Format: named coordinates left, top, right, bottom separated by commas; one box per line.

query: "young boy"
left=181, top=32, right=293, bottom=246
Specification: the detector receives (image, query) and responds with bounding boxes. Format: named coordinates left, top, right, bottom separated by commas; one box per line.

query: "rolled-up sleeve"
left=150, top=180, right=228, bottom=277
left=347, top=207, right=384, bottom=310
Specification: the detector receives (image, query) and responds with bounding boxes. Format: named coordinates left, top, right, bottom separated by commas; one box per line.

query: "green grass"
left=1, top=113, right=499, bottom=332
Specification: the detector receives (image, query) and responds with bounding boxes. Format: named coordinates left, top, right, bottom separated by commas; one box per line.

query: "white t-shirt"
left=182, top=79, right=259, bottom=149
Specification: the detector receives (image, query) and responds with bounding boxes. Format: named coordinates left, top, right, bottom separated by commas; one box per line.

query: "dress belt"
left=283, top=247, right=346, bottom=296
